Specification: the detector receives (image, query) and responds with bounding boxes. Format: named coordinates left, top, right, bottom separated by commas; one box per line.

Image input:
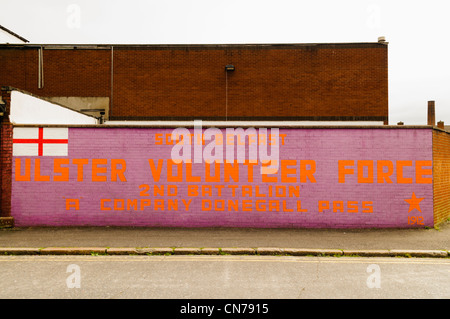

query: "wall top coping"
left=10, top=123, right=446, bottom=132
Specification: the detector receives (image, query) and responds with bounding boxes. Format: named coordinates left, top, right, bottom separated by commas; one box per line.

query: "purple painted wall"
left=11, top=127, right=433, bottom=228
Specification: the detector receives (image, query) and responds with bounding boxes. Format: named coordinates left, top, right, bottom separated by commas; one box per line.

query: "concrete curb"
left=0, top=247, right=449, bottom=258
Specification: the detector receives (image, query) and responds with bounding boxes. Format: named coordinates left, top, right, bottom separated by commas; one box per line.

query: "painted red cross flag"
left=13, top=127, right=69, bottom=156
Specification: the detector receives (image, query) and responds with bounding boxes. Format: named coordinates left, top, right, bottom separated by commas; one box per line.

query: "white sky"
left=1, top=0, right=449, bottom=125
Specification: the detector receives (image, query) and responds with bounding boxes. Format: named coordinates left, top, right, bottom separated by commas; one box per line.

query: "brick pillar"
left=0, top=87, right=14, bottom=227
left=427, top=101, right=435, bottom=126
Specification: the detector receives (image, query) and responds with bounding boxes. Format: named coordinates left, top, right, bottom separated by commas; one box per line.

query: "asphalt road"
left=0, top=255, right=448, bottom=299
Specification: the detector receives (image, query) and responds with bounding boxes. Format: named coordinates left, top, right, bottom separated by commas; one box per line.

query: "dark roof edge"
left=0, top=25, right=29, bottom=43
left=0, top=42, right=388, bottom=50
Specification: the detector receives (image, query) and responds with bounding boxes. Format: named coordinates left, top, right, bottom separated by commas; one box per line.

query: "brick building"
left=2, top=37, right=448, bottom=229
left=0, top=39, right=388, bottom=123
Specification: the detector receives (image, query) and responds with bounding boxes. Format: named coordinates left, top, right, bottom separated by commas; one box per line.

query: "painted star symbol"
left=404, top=192, right=424, bottom=213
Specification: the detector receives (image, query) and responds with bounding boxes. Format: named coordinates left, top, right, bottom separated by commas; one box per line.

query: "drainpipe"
left=38, top=46, right=44, bottom=89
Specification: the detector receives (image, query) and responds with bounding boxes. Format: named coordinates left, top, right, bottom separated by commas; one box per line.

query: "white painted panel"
left=12, top=127, right=39, bottom=139
left=43, top=144, right=68, bottom=156
left=43, top=127, right=69, bottom=139
left=13, top=144, right=38, bottom=156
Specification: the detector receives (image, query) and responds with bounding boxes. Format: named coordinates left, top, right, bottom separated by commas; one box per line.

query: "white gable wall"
left=9, top=90, right=98, bottom=125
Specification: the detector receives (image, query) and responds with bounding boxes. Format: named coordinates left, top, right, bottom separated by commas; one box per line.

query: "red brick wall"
left=433, top=129, right=450, bottom=225
left=0, top=43, right=388, bottom=122
left=0, top=88, right=12, bottom=218
left=0, top=48, right=111, bottom=97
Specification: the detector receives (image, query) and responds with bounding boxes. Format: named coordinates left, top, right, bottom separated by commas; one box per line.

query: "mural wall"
left=11, top=127, right=433, bottom=228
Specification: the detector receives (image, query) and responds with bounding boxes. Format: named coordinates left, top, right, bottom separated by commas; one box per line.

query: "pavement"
left=0, top=221, right=449, bottom=257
